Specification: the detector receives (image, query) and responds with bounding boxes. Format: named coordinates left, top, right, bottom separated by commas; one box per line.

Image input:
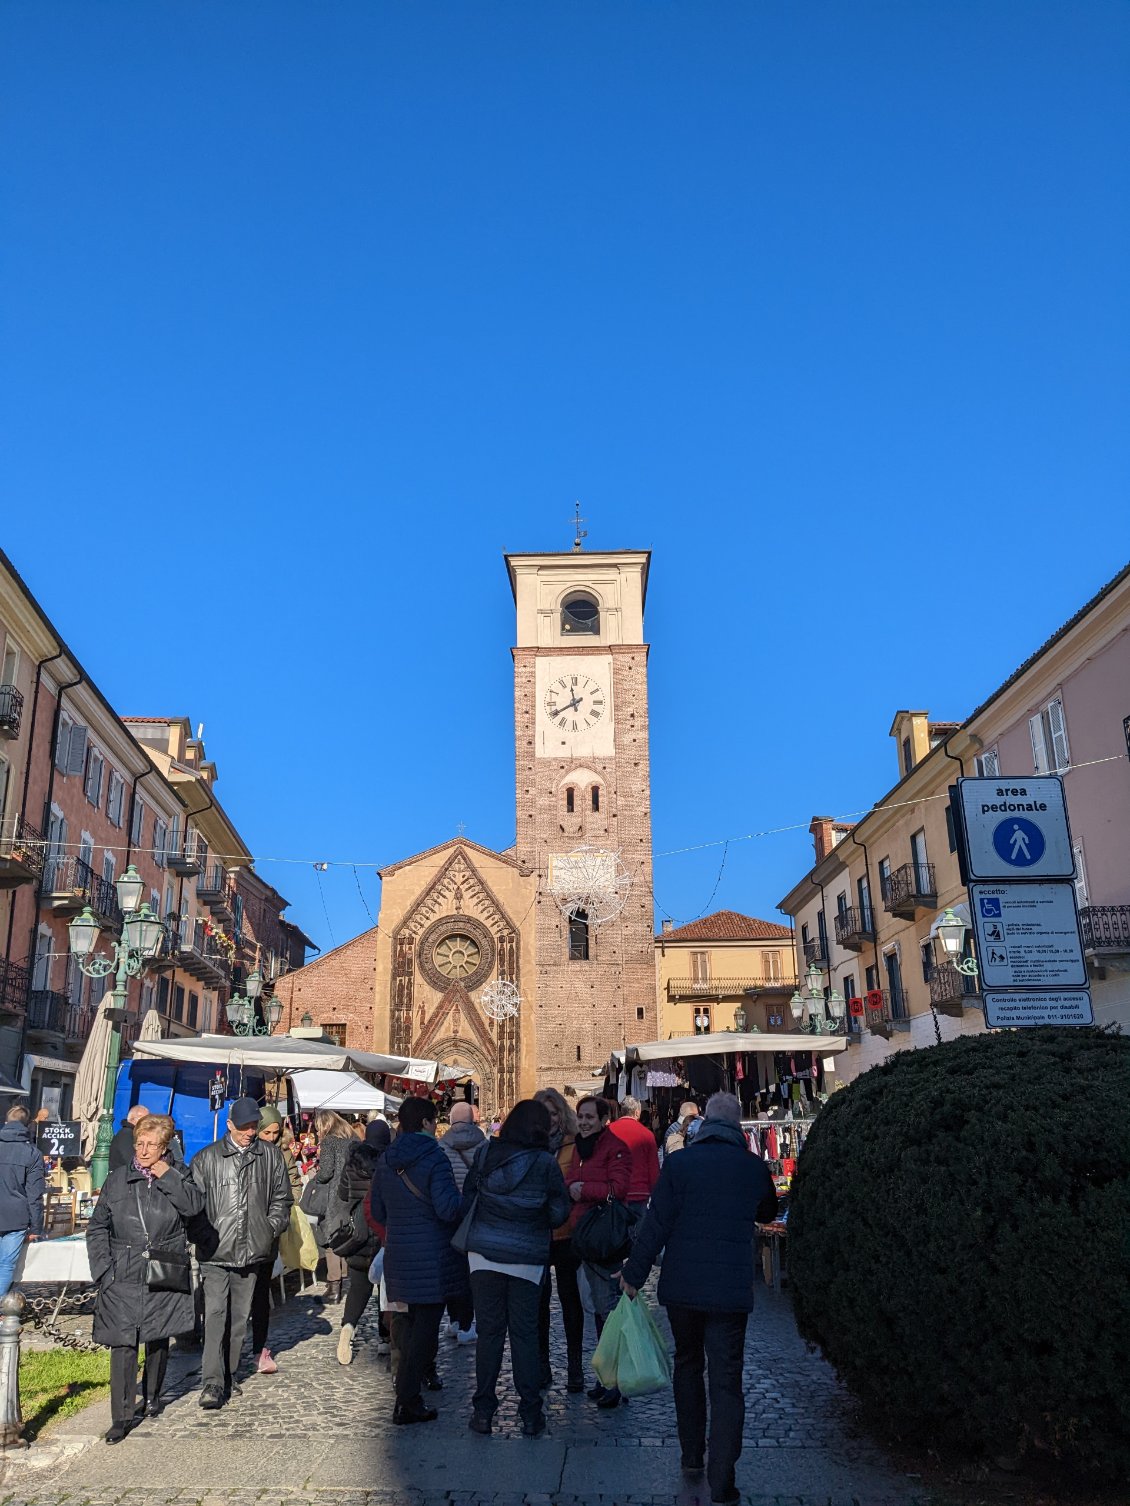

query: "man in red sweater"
left=609, top=1095, right=660, bottom=1214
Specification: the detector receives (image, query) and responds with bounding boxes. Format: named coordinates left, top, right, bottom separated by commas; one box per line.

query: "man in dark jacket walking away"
left=371, top=1096, right=464, bottom=1425
left=621, top=1092, right=777, bottom=1506
left=189, top=1097, right=291, bottom=1409
left=0, top=1105, right=44, bottom=1298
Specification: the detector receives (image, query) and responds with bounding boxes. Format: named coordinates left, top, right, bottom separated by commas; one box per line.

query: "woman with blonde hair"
left=533, top=1087, right=586, bottom=1392
left=86, top=1113, right=204, bottom=1442
left=301, top=1109, right=354, bottom=1303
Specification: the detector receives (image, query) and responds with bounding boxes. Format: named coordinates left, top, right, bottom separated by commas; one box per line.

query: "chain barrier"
left=22, top=1287, right=101, bottom=1353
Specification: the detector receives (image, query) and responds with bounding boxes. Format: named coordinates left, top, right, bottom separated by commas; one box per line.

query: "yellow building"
left=656, top=910, right=797, bottom=1039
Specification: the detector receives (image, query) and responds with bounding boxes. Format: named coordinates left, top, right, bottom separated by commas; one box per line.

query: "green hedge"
left=789, top=1027, right=1130, bottom=1477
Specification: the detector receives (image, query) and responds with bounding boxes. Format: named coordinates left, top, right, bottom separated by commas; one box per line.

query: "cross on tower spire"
left=570, top=501, right=588, bottom=553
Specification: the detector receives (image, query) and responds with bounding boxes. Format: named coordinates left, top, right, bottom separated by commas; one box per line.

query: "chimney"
left=809, top=817, right=837, bottom=865
left=661, top=919, right=674, bottom=934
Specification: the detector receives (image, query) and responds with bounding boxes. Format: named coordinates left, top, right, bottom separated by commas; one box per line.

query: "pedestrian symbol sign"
left=955, top=777, right=1074, bottom=882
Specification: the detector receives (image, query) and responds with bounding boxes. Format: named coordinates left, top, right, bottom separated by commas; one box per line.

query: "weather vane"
left=571, top=501, right=587, bottom=553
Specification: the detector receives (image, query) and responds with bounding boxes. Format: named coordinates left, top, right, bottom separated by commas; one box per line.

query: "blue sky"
left=3, top=1, right=1128, bottom=955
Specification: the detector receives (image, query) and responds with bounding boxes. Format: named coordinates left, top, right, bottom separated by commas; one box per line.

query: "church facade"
left=276, top=546, right=658, bottom=1115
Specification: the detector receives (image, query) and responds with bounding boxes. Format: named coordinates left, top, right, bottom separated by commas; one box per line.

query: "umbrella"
left=138, top=1008, right=164, bottom=1042
left=73, top=996, right=116, bottom=1160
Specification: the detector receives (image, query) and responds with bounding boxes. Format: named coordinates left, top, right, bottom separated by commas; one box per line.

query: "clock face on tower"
left=543, top=673, right=606, bottom=733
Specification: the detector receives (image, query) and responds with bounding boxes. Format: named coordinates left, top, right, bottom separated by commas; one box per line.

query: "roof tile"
left=657, top=909, right=793, bottom=943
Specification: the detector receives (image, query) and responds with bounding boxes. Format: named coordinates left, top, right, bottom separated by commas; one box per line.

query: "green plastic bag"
left=591, top=1293, right=672, bottom=1397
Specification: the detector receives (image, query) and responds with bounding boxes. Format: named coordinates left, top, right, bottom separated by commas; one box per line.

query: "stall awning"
left=621, top=1032, right=850, bottom=1064
left=130, top=1033, right=472, bottom=1083
left=288, top=1070, right=395, bottom=1114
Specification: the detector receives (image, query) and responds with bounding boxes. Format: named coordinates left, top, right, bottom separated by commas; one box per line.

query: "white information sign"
left=970, top=882, right=1087, bottom=989
left=957, top=777, right=1074, bottom=881
left=984, top=991, right=1094, bottom=1029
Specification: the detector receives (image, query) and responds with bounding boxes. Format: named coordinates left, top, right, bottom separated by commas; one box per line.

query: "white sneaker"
left=456, top=1321, right=477, bottom=1345
left=445, top=1318, right=460, bottom=1339
left=336, top=1322, right=355, bottom=1366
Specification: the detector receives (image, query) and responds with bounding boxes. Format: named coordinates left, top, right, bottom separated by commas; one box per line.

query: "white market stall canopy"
left=131, top=1033, right=472, bottom=1084
left=289, top=1070, right=395, bottom=1115
left=620, top=1031, right=851, bottom=1065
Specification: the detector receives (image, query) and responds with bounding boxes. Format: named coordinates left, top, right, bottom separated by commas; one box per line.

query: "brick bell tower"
left=507, top=545, right=657, bottom=1090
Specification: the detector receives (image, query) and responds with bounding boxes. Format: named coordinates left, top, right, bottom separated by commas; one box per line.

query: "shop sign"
left=955, top=777, right=1075, bottom=882
left=37, top=1120, right=81, bottom=1158
left=983, top=991, right=1093, bottom=1028
left=970, top=882, right=1087, bottom=990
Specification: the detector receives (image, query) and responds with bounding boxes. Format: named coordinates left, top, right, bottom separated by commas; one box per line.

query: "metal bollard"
left=0, top=1290, right=27, bottom=1449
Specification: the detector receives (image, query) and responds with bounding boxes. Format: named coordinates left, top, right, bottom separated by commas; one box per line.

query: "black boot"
left=324, top=1280, right=342, bottom=1304
left=566, top=1353, right=585, bottom=1393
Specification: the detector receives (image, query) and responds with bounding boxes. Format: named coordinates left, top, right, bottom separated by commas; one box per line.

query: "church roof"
left=657, top=909, right=793, bottom=944
left=378, top=837, right=529, bottom=879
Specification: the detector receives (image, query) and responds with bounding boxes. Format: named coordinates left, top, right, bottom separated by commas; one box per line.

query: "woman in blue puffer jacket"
left=460, top=1099, right=570, bottom=1438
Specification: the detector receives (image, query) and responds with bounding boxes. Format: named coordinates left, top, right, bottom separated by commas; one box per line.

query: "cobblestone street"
left=0, top=1278, right=939, bottom=1506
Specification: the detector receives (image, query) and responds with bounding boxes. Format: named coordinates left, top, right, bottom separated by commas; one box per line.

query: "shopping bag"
left=616, top=1294, right=672, bottom=1396
left=591, top=1291, right=631, bottom=1389
left=368, top=1247, right=385, bottom=1287
left=279, top=1204, right=319, bottom=1271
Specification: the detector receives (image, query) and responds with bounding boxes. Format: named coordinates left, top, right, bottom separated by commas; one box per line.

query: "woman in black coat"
left=86, top=1113, right=205, bottom=1443
left=302, top=1110, right=354, bottom=1303
left=332, top=1119, right=389, bottom=1366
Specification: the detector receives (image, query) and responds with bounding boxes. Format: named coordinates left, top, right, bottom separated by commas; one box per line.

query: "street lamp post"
left=68, top=864, right=165, bottom=1191
left=789, top=964, right=845, bottom=1035
left=225, top=969, right=284, bottom=1037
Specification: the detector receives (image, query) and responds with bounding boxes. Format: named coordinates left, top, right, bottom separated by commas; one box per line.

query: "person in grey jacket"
left=440, top=1103, right=485, bottom=1342
left=460, top=1099, right=570, bottom=1438
left=189, top=1097, right=291, bottom=1410
left=0, top=1105, right=44, bottom=1299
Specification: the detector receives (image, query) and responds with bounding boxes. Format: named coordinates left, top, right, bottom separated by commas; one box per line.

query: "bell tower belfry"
left=506, top=547, right=657, bottom=1089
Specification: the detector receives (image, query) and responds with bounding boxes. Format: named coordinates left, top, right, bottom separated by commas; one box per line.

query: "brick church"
left=274, top=547, right=658, bottom=1115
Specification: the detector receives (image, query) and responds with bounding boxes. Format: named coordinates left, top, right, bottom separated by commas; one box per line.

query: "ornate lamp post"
left=934, top=908, right=979, bottom=976
left=225, top=969, right=283, bottom=1037
left=788, top=964, right=845, bottom=1035
left=68, top=864, right=165, bottom=1190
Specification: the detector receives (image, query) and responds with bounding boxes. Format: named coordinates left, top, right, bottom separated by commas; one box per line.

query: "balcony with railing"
left=0, top=958, right=29, bottom=1014
left=27, top=988, right=70, bottom=1038
left=802, top=937, right=828, bottom=967
left=834, top=905, right=875, bottom=952
left=862, top=987, right=911, bottom=1039
left=0, top=684, right=23, bottom=739
left=928, top=963, right=980, bottom=1017
left=197, top=864, right=236, bottom=922
left=0, top=816, right=44, bottom=890
left=168, top=833, right=204, bottom=877
left=881, top=862, right=937, bottom=919
left=667, top=973, right=798, bottom=1001
left=176, top=917, right=231, bottom=987
left=1079, top=905, right=1130, bottom=960
left=42, top=855, right=122, bottom=925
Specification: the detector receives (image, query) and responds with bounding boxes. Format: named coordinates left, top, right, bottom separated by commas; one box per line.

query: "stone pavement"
left=1, top=1276, right=941, bottom=1506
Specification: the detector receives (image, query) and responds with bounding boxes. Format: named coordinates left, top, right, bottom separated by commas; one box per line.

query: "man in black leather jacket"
left=189, top=1097, right=291, bottom=1409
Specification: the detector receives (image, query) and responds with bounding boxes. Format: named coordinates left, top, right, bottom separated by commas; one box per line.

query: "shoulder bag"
left=134, top=1181, right=192, bottom=1294
left=573, top=1194, right=639, bottom=1266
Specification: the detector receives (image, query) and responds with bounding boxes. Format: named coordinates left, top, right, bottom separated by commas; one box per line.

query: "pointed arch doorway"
left=431, top=1037, right=499, bottom=1123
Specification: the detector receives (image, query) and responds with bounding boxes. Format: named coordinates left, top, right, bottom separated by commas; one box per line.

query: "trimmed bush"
left=789, top=1027, right=1130, bottom=1477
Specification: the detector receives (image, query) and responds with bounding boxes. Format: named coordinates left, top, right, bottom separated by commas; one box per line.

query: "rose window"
left=433, top=933, right=482, bottom=980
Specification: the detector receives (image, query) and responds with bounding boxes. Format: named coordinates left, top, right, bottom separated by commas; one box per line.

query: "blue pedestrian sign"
left=991, top=817, right=1045, bottom=869
left=956, top=777, right=1075, bottom=882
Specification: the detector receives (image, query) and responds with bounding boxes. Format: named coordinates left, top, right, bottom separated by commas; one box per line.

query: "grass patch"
left=19, top=1347, right=110, bottom=1440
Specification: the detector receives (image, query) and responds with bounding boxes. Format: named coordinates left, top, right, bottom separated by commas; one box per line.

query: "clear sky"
left=3, top=1, right=1128, bottom=956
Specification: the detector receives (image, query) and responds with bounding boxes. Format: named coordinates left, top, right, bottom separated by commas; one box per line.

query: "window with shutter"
left=79, top=831, right=94, bottom=870
left=67, top=721, right=88, bottom=777
left=102, top=851, right=115, bottom=886
left=691, top=950, right=710, bottom=983
left=107, top=771, right=124, bottom=826
left=764, top=948, right=782, bottom=981
left=130, top=796, right=143, bottom=846
left=1029, top=712, right=1049, bottom=774
left=1073, top=843, right=1089, bottom=907
left=1047, top=697, right=1070, bottom=771
left=84, top=748, right=104, bottom=807
left=976, top=748, right=1000, bottom=777
left=153, top=817, right=167, bottom=867
left=55, top=712, right=73, bottom=772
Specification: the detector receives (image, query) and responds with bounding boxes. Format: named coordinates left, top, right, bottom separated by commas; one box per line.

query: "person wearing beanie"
left=247, top=1106, right=301, bottom=1375
left=439, top=1103, right=486, bottom=1345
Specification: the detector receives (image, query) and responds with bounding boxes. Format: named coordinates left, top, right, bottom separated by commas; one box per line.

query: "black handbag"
left=572, top=1195, right=639, bottom=1265
left=327, top=1200, right=372, bottom=1259
left=135, top=1183, right=192, bottom=1294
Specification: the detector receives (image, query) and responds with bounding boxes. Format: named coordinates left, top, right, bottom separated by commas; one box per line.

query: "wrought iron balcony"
left=834, top=905, right=875, bottom=952
left=42, top=855, right=122, bottom=925
left=0, top=817, right=44, bottom=890
left=197, top=865, right=236, bottom=921
left=168, top=834, right=203, bottom=877
left=176, top=917, right=231, bottom=986
left=0, top=958, right=29, bottom=1014
left=27, top=988, right=70, bottom=1037
left=0, top=684, right=23, bottom=739
left=928, top=963, right=980, bottom=1017
left=667, top=973, right=798, bottom=1000
left=881, top=862, right=937, bottom=918
left=862, top=987, right=911, bottom=1039
left=802, top=937, right=828, bottom=966
left=1079, top=905, right=1130, bottom=957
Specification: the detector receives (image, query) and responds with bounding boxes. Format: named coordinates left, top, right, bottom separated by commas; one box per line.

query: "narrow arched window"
left=591, top=786, right=600, bottom=813
left=568, top=909, right=590, bottom=961
left=565, top=787, right=575, bottom=814
left=561, top=594, right=599, bottom=636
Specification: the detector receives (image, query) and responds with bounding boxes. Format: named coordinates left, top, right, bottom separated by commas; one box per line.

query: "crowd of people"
left=76, top=1084, right=777, bottom=1506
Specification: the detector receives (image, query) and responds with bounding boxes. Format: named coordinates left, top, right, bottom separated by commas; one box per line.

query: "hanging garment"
left=645, top=1059, right=681, bottom=1089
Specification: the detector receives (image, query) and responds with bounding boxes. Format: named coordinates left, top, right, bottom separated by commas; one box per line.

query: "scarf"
left=574, top=1130, right=602, bottom=1162
left=132, top=1156, right=156, bottom=1185
left=548, top=1128, right=564, bottom=1155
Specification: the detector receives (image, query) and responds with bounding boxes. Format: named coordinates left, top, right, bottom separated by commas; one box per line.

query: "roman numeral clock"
left=543, top=672, right=607, bottom=737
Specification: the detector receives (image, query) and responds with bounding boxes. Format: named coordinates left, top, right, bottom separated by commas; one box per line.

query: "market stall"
left=287, top=1069, right=396, bottom=1116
